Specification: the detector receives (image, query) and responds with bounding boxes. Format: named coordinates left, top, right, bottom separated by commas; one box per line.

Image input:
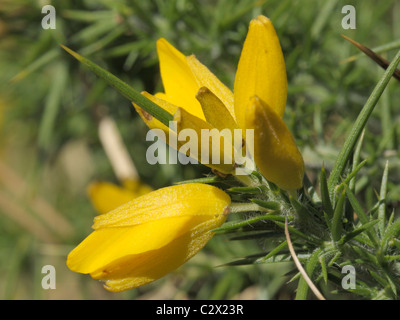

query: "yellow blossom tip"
left=245, top=96, right=304, bottom=190
left=195, top=87, right=238, bottom=133
left=234, top=14, right=287, bottom=129
left=87, top=181, right=149, bottom=215
left=196, top=86, right=211, bottom=98
left=254, top=14, right=271, bottom=25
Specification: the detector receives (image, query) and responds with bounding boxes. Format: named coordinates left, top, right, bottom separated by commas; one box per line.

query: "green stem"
left=228, top=202, right=263, bottom=213
left=328, top=48, right=400, bottom=198
left=378, top=161, right=389, bottom=236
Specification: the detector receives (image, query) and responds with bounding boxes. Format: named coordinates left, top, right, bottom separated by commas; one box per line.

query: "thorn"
left=341, top=34, right=400, bottom=82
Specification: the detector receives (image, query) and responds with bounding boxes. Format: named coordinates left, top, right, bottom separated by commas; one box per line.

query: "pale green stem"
left=328, top=48, right=400, bottom=198
left=233, top=173, right=260, bottom=187
left=229, top=202, right=264, bottom=214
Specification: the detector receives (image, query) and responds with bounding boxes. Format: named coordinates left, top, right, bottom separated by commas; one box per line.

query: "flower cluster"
left=134, top=15, right=303, bottom=189
left=67, top=15, right=304, bottom=292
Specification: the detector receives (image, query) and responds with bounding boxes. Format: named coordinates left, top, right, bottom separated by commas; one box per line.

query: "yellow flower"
left=87, top=180, right=153, bottom=215
left=133, top=15, right=304, bottom=190
left=67, top=183, right=230, bottom=292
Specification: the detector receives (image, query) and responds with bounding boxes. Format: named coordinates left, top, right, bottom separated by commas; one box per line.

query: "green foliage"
left=1, top=0, right=400, bottom=300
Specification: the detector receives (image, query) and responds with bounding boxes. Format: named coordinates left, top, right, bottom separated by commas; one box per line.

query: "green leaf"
left=328, top=48, right=400, bottom=197
left=381, top=216, right=400, bottom=253
left=319, top=254, right=328, bottom=285
left=295, top=248, right=322, bottom=300
left=331, top=189, right=346, bottom=242
left=344, top=186, right=369, bottom=225
left=10, top=49, right=59, bottom=83
left=349, top=130, right=365, bottom=193
left=226, top=186, right=264, bottom=194
left=174, top=175, right=227, bottom=184
left=218, top=250, right=294, bottom=267
left=70, top=19, right=116, bottom=43
left=385, top=274, right=397, bottom=298
left=378, top=161, right=389, bottom=236
left=339, top=219, right=379, bottom=245
left=323, top=211, right=332, bottom=230
left=319, top=165, right=333, bottom=218
left=255, top=241, right=288, bottom=263
left=250, top=199, right=280, bottom=211
left=273, top=221, right=322, bottom=245
left=327, top=251, right=342, bottom=267
left=228, top=231, right=283, bottom=241
left=63, top=10, right=113, bottom=22
left=289, top=195, right=313, bottom=221
left=60, top=45, right=173, bottom=127
left=369, top=270, right=388, bottom=289
left=335, top=159, right=368, bottom=196
left=351, top=245, right=379, bottom=265
left=345, top=186, right=379, bottom=247
left=80, top=25, right=126, bottom=56
left=38, top=62, right=68, bottom=151
left=220, top=257, right=258, bottom=267
left=212, top=214, right=286, bottom=234
left=385, top=211, right=395, bottom=234
left=385, top=254, right=400, bottom=262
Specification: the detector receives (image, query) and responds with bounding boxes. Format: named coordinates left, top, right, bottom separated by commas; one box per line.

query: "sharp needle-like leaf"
left=60, top=45, right=173, bottom=127
left=319, top=164, right=333, bottom=218
left=331, top=189, right=346, bottom=242
left=341, top=35, right=400, bottom=82
left=328, top=48, right=400, bottom=197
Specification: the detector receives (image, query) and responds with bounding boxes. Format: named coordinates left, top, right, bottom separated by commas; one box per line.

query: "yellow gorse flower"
left=134, top=15, right=304, bottom=190
left=87, top=180, right=153, bottom=215
left=66, top=15, right=304, bottom=293
left=67, top=183, right=230, bottom=292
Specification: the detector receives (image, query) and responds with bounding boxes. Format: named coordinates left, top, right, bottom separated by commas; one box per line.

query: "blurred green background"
left=0, top=0, right=399, bottom=299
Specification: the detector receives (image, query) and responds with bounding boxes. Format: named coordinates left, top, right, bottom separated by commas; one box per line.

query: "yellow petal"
left=122, top=179, right=153, bottom=196
left=195, top=87, right=245, bottom=157
left=87, top=181, right=139, bottom=215
left=174, top=107, right=236, bottom=174
left=66, top=183, right=230, bottom=291
left=133, top=91, right=239, bottom=171
left=132, top=91, right=181, bottom=159
left=67, top=215, right=210, bottom=274
left=132, top=91, right=177, bottom=135
left=156, top=38, right=204, bottom=119
left=234, top=15, right=287, bottom=129
left=186, top=55, right=235, bottom=118
left=97, top=223, right=217, bottom=292
left=195, top=87, right=238, bottom=132
left=93, top=183, right=230, bottom=229
left=245, top=96, right=304, bottom=190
